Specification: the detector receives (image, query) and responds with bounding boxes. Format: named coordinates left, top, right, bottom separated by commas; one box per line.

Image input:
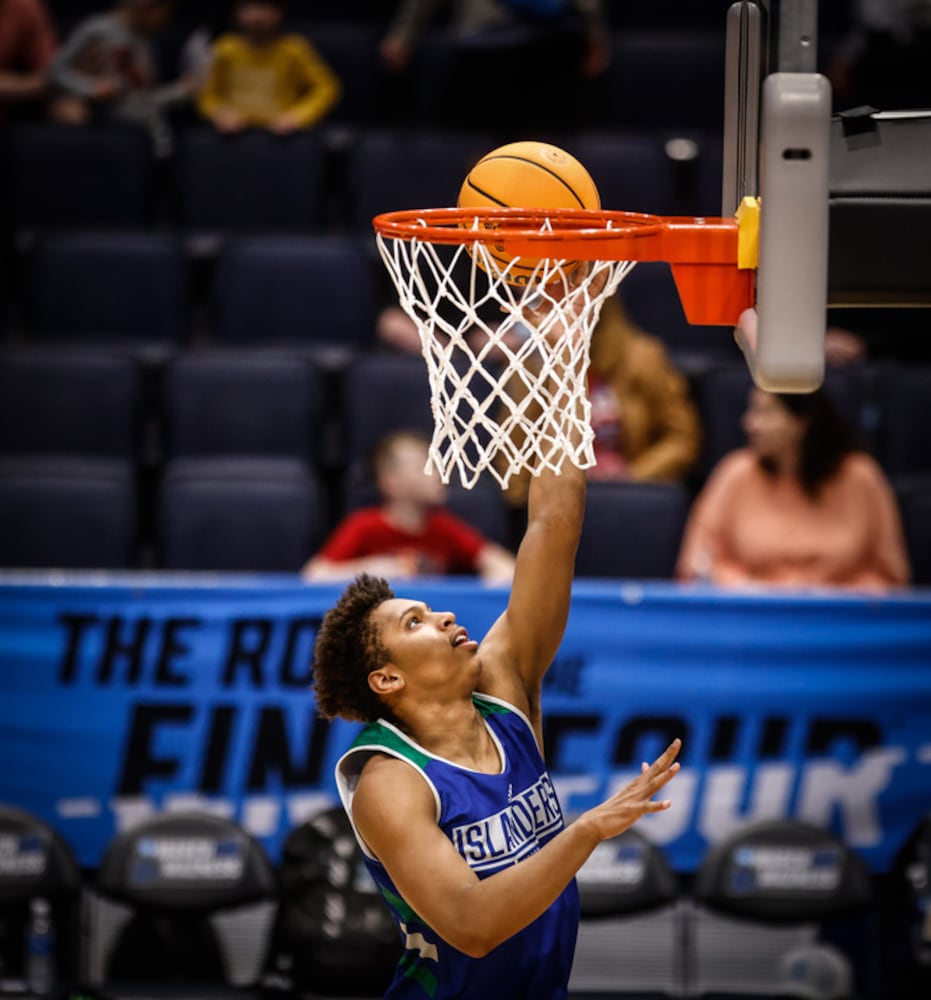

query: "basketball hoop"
left=374, top=207, right=753, bottom=490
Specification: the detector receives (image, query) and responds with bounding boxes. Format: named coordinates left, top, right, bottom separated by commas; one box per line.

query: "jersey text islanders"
left=336, top=694, right=579, bottom=999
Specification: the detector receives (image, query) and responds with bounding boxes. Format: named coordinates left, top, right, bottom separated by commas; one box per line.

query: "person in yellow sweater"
left=197, top=0, right=340, bottom=134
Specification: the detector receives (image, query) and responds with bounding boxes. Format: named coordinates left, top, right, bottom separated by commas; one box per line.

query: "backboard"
left=723, top=0, right=931, bottom=390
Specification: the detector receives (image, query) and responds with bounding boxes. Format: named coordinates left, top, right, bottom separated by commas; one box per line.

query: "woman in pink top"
left=677, top=387, right=910, bottom=591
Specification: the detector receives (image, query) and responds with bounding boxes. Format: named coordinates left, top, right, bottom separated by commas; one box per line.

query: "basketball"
left=458, top=141, right=601, bottom=284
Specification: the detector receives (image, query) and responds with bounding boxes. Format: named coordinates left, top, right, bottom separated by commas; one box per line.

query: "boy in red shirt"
left=303, top=431, right=515, bottom=584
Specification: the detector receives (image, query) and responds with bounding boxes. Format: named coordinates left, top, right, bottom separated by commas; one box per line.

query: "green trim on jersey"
left=349, top=720, right=432, bottom=770
left=474, top=696, right=510, bottom=718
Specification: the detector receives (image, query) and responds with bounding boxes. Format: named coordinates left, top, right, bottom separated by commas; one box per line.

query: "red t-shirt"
left=318, top=507, right=487, bottom=575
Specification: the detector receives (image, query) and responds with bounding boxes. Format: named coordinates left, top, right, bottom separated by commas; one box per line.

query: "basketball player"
left=312, top=307, right=682, bottom=997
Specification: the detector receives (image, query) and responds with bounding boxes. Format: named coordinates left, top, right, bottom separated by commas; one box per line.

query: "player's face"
left=742, top=388, right=807, bottom=463
left=371, top=598, right=479, bottom=688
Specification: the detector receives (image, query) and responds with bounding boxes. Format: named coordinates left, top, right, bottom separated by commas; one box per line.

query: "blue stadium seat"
left=0, top=457, right=137, bottom=569
left=0, top=350, right=140, bottom=459
left=2, top=123, right=153, bottom=243
left=607, top=0, right=733, bottom=30
left=27, top=233, right=187, bottom=346
left=211, top=236, right=375, bottom=351
left=175, top=128, right=325, bottom=244
left=571, top=133, right=681, bottom=215
left=602, top=33, right=727, bottom=134
left=162, top=351, right=326, bottom=464
left=346, top=130, right=493, bottom=232
left=575, top=480, right=690, bottom=579
left=876, top=366, right=931, bottom=477
left=340, top=354, right=433, bottom=465
left=894, top=475, right=931, bottom=587
left=297, top=24, right=382, bottom=127
left=157, top=457, right=323, bottom=571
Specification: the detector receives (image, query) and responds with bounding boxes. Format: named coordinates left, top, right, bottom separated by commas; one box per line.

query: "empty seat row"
left=1, top=124, right=728, bottom=247
left=14, top=233, right=378, bottom=351
left=2, top=451, right=930, bottom=584
left=4, top=348, right=930, bottom=480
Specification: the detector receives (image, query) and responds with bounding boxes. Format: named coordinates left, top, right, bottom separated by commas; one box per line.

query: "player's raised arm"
left=477, top=272, right=604, bottom=719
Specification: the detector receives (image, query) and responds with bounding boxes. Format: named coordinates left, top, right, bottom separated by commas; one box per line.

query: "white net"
left=376, top=220, right=636, bottom=489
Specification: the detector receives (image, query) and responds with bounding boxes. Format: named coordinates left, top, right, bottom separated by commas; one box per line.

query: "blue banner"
left=0, top=575, right=929, bottom=873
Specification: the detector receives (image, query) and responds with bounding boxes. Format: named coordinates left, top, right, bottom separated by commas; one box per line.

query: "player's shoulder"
left=354, top=751, right=436, bottom=817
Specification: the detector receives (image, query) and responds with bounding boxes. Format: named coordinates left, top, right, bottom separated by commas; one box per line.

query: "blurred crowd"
left=0, top=0, right=928, bottom=592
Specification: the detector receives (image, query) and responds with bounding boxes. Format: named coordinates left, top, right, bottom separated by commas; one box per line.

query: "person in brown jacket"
left=499, top=293, right=702, bottom=506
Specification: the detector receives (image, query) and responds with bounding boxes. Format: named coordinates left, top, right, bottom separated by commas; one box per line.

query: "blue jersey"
left=336, top=693, right=579, bottom=1000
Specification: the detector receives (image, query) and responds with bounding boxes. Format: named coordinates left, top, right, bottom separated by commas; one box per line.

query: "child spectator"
left=48, top=0, right=193, bottom=154
left=197, top=0, right=340, bottom=135
left=676, top=386, right=910, bottom=592
left=303, top=431, right=515, bottom=584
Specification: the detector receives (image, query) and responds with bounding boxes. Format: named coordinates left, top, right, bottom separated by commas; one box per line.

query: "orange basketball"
left=458, top=141, right=601, bottom=285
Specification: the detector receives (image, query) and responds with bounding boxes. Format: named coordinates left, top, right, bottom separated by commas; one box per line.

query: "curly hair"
left=312, top=574, right=395, bottom=722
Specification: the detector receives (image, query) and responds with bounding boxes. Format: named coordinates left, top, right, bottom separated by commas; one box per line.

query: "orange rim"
left=373, top=206, right=755, bottom=326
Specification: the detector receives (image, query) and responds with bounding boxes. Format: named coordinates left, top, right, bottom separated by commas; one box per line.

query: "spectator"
left=379, top=0, right=609, bottom=132
left=676, top=386, right=910, bottom=592
left=196, top=0, right=340, bottom=135
left=498, top=294, right=702, bottom=507
left=828, top=0, right=931, bottom=111
left=0, top=0, right=58, bottom=124
left=48, top=0, right=193, bottom=154
left=303, top=430, right=515, bottom=584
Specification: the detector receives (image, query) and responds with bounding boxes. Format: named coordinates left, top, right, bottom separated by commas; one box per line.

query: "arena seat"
left=894, top=475, right=931, bottom=586
left=2, top=123, right=153, bottom=246
left=345, top=130, right=493, bottom=233
left=688, top=819, right=872, bottom=999
left=572, top=133, right=683, bottom=217
left=211, top=235, right=375, bottom=352
left=157, top=457, right=323, bottom=572
left=27, top=232, right=187, bottom=346
left=85, top=812, right=277, bottom=1000
left=601, top=33, right=727, bottom=134
left=0, top=349, right=141, bottom=460
left=162, top=351, right=326, bottom=465
left=175, top=128, right=325, bottom=248
left=570, top=828, right=683, bottom=997
left=340, top=354, right=433, bottom=466
left=876, top=366, right=931, bottom=477
left=575, top=481, right=690, bottom=580
left=0, top=457, right=137, bottom=570
left=0, top=805, right=83, bottom=994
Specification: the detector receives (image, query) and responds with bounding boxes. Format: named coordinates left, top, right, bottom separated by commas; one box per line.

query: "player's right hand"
left=583, top=738, right=681, bottom=842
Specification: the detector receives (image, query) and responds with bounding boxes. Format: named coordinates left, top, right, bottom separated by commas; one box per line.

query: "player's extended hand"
left=519, top=261, right=610, bottom=350
left=581, top=738, right=681, bottom=842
